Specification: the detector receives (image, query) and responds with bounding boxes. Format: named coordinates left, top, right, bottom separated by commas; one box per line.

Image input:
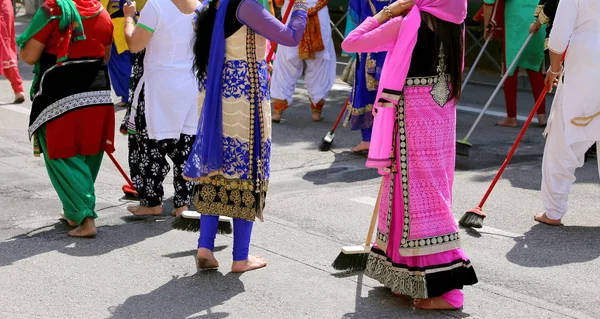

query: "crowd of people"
left=1, top=0, right=598, bottom=311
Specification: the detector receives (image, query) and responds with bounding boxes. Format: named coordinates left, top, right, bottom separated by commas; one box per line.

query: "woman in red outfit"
left=17, top=0, right=115, bottom=237
left=0, top=0, right=24, bottom=103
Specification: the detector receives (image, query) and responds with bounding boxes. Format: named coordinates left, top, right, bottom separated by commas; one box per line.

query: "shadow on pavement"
left=0, top=216, right=172, bottom=268
left=108, top=272, right=244, bottom=319
left=302, top=152, right=379, bottom=185
left=341, top=274, right=469, bottom=318
left=506, top=224, right=600, bottom=268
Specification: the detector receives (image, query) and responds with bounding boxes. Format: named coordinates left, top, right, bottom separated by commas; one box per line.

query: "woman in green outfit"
left=18, top=0, right=115, bottom=237
left=483, top=0, right=547, bottom=127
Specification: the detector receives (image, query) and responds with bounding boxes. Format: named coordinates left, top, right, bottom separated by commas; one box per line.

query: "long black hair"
left=193, top=0, right=219, bottom=80
left=423, top=12, right=465, bottom=101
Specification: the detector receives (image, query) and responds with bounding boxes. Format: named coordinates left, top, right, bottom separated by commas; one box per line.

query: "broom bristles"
left=332, top=251, right=369, bottom=272
left=458, top=207, right=486, bottom=229
left=171, top=216, right=233, bottom=234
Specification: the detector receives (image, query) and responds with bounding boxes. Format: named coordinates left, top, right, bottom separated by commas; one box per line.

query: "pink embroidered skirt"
left=365, top=77, right=478, bottom=299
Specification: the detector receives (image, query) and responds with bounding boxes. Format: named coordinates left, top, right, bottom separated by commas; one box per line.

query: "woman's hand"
left=530, top=20, right=541, bottom=34
left=388, top=0, right=414, bottom=17
left=545, top=66, right=561, bottom=93
left=123, top=1, right=137, bottom=18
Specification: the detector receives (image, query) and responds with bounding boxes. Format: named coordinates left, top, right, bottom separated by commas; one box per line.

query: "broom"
left=318, top=97, right=350, bottom=151
left=456, top=33, right=534, bottom=157
left=332, top=180, right=382, bottom=271
left=459, top=52, right=566, bottom=228
left=171, top=211, right=233, bottom=234
left=105, top=151, right=139, bottom=200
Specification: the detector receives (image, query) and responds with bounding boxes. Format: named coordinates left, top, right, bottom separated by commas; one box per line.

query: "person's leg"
left=497, top=67, right=519, bottom=127
left=231, top=218, right=266, bottom=272
left=168, top=134, right=196, bottom=217
left=540, top=134, right=594, bottom=223
left=270, top=49, right=303, bottom=121
left=526, top=68, right=547, bottom=125
left=305, top=56, right=336, bottom=122
left=38, top=129, right=98, bottom=237
left=197, top=214, right=220, bottom=269
left=353, top=127, right=372, bottom=153
left=3, top=66, right=24, bottom=103
left=414, top=289, right=463, bottom=310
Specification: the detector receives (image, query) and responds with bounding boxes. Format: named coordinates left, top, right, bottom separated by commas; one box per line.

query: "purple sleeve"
left=236, top=0, right=307, bottom=47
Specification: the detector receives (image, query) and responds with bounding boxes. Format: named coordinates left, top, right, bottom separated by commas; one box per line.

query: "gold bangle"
left=382, top=6, right=394, bottom=19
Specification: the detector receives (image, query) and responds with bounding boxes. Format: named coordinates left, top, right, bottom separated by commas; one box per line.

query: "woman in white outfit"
left=123, top=0, right=200, bottom=217
left=270, top=0, right=336, bottom=122
left=534, top=0, right=600, bottom=226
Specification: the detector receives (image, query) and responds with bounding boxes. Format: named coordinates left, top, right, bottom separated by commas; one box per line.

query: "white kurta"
left=137, top=0, right=199, bottom=141
left=270, top=0, right=336, bottom=104
left=541, top=0, right=600, bottom=219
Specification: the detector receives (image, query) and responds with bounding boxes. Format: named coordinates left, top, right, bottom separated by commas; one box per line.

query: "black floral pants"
left=128, top=84, right=196, bottom=208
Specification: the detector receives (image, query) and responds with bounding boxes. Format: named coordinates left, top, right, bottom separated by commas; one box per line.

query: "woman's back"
left=34, top=8, right=113, bottom=59
left=141, top=0, right=196, bottom=70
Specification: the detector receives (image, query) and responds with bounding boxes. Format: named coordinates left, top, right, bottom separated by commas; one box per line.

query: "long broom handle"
left=266, top=0, right=296, bottom=64
left=106, top=151, right=135, bottom=189
left=365, top=179, right=384, bottom=246
left=331, top=97, right=350, bottom=133
left=463, top=33, right=534, bottom=141
left=478, top=51, right=567, bottom=208
left=461, top=33, right=493, bottom=95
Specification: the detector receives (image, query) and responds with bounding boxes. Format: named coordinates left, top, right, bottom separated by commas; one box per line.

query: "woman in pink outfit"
left=342, top=0, right=477, bottom=310
left=0, top=0, right=24, bottom=103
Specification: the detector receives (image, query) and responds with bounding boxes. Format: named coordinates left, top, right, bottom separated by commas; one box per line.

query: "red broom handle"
left=266, top=0, right=296, bottom=64
left=106, top=151, right=135, bottom=188
left=331, top=97, right=350, bottom=132
left=478, top=52, right=566, bottom=208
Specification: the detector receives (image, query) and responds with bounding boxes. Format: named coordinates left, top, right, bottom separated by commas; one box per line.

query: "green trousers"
left=38, top=127, right=103, bottom=225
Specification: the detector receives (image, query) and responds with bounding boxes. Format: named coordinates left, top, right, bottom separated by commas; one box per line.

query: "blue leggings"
left=361, top=127, right=372, bottom=142
left=197, top=215, right=253, bottom=261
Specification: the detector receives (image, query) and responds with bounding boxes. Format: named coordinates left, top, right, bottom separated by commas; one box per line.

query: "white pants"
left=541, top=114, right=597, bottom=220
left=270, top=46, right=336, bottom=105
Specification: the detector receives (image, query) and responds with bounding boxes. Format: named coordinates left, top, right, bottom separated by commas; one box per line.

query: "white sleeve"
left=137, top=1, right=159, bottom=33
left=548, top=0, right=578, bottom=54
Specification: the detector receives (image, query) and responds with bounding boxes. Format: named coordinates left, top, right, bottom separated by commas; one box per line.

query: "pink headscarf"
left=366, top=0, right=467, bottom=172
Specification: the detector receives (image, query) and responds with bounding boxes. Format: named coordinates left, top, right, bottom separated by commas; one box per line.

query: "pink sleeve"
left=341, top=16, right=403, bottom=53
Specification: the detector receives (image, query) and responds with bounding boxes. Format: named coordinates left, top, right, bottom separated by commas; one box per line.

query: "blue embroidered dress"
left=344, top=0, right=392, bottom=132
left=184, top=0, right=307, bottom=222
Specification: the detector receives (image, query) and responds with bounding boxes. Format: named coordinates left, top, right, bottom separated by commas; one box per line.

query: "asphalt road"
left=0, top=16, right=599, bottom=319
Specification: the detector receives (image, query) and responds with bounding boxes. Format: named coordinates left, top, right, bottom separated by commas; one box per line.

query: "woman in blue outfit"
left=179, top=0, right=307, bottom=273
left=344, top=0, right=392, bottom=153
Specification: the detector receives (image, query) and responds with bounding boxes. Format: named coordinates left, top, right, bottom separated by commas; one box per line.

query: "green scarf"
left=16, top=0, right=86, bottom=100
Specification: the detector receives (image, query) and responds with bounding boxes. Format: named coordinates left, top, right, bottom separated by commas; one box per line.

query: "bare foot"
left=231, top=255, right=267, bottom=273
left=272, top=113, right=282, bottom=123
left=196, top=248, right=219, bottom=270
left=537, top=114, right=547, bottom=126
left=67, top=217, right=97, bottom=238
left=128, top=205, right=163, bottom=216
left=351, top=141, right=370, bottom=153
left=171, top=205, right=188, bottom=217
left=312, top=112, right=323, bottom=122
left=496, top=117, right=518, bottom=127
left=413, top=297, right=459, bottom=310
left=60, top=213, right=78, bottom=227
left=534, top=212, right=562, bottom=226
left=13, top=93, right=25, bottom=104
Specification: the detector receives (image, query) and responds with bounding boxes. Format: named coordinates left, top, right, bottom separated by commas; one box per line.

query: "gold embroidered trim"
left=538, top=10, right=551, bottom=25
left=349, top=103, right=373, bottom=116
left=193, top=181, right=269, bottom=222
left=365, top=53, right=379, bottom=91
left=365, top=253, right=428, bottom=299
left=534, top=4, right=543, bottom=17
left=570, top=111, right=600, bottom=127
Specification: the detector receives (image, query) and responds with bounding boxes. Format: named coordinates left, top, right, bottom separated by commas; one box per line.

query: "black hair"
left=193, top=0, right=218, bottom=79
left=423, top=12, right=465, bottom=101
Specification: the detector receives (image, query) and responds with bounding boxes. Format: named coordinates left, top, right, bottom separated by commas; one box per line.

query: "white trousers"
left=270, top=46, right=336, bottom=105
left=541, top=110, right=597, bottom=220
